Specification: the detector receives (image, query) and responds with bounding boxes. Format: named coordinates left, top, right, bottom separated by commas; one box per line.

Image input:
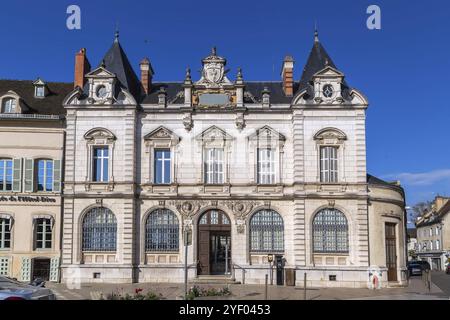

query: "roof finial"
left=212, top=46, right=217, bottom=56
left=314, top=21, right=319, bottom=43
left=185, top=67, right=192, bottom=81
left=237, top=67, right=243, bottom=80
left=114, top=23, right=120, bottom=43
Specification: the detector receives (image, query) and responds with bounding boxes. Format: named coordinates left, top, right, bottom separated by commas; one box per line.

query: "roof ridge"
left=0, top=79, right=73, bottom=85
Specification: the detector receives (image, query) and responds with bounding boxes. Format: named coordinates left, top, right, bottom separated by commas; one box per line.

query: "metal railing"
left=231, top=263, right=247, bottom=284
left=0, top=114, right=63, bottom=120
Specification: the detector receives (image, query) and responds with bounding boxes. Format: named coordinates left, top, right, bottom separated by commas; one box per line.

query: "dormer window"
left=35, top=86, right=45, bottom=98
left=33, top=78, right=47, bottom=98
left=2, top=98, right=17, bottom=113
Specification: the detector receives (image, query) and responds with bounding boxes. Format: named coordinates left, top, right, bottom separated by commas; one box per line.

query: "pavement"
left=46, top=273, right=450, bottom=300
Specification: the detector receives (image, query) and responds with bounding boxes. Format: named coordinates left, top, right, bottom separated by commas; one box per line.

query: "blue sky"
left=0, top=0, right=449, bottom=219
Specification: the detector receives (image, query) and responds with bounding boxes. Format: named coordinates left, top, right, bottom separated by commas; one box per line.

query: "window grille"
left=250, top=210, right=284, bottom=253
left=313, top=208, right=349, bottom=253
left=257, top=148, right=275, bottom=184
left=0, top=257, right=10, bottom=276
left=199, top=210, right=230, bottom=225
left=82, top=207, right=117, bottom=252
left=204, top=148, right=224, bottom=184
left=0, top=218, right=11, bottom=249
left=145, top=209, right=179, bottom=252
left=320, top=146, right=338, bottom=183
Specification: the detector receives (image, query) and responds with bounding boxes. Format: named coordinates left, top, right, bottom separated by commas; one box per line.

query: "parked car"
left=407, top=260, right=431, bottom=276
left=0, top=276, right=55, bottom=300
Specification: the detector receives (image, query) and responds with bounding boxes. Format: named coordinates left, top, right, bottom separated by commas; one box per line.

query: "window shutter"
left=20, top=257, right=31, bottom=282
left=24, top=159, right=34, bottom=193
left=53, top=160, right=62, bottom=193
left=49, top=257, right=60, bottom=282
left=12, top=158, right=22, bottom=192
left=0, top=257, right=11, bottom=276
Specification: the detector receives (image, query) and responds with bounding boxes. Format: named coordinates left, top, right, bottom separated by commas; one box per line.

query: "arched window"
left=199, top=210, right=230, bottom=225
left=2, top=98, right=17, bottom=113
left=313, top=208, right=349, bottom=253
left=145, top=209, right=179, bottom=252
left=82, top=207, right=117, bottom=252
left=250, top=210, right=284, bottom=253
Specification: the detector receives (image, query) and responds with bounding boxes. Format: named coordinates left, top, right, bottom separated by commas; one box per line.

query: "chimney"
left=281, top=55, right=295, bottom=97
left=74, top=48, right=90, bottom=89
left=140, top=58, right=154, bottom=95
left=435, top=196, right=450, bottom=212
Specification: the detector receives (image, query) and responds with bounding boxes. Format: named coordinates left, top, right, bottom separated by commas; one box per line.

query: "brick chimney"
left=281, top=55, right=295, bottom=97
left=140, top=58, right=154, bottom=95
left=74, top=48, right=90, bottom=89
left=434, top=196, right=450, bottom=212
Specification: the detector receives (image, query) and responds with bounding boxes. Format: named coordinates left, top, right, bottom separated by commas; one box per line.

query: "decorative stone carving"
left=169, top=200, right=209, bottom=218
left=182, top=113, right=193, bottom=131
left=235, top=112, right=245, bottom=131
left=159, top=200, right=166, bottom=206
left=84, top=128, right=117, bottom=144
left=183, top=219, right=193, bottom=231
left=236, top=219, right=246, bottom=234
left=328, top=200, right=335, bottom=208
left=220, top=200, right=264, bottom=219
left=195, top=47, right=232, bottom=88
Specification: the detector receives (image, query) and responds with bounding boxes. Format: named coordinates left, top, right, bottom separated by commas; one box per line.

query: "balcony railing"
left=0, top=114, right=63, bottom=120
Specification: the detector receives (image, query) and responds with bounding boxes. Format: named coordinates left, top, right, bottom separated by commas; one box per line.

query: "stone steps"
left=190, top=276, right=241, bottom=285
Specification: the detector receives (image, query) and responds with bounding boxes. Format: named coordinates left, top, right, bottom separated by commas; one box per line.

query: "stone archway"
left=197, top=210, right=231, bottom=276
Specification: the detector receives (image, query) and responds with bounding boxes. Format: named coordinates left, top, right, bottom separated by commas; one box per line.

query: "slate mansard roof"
left=0, top=79, right=73, bottom=115
left=78, top=31, right=354, bottom=104
left=0, top=32, right=357, bottom=113
left=100, top=37, right=141, bottom=98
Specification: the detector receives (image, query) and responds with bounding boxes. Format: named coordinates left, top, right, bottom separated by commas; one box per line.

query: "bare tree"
left=411, top=201, right=433, bottom=220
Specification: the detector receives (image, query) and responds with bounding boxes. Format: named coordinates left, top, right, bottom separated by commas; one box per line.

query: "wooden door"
left=198, top=230, right=210, bottom=275
left=385, top=223, right=397, bottom=282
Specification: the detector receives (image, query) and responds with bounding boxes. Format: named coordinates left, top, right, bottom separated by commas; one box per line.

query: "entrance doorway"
left=32, top=258, right=51, bottom=281
left=385, top=223, right=397, bottom=282
left=198, top=210, right=231, bottom=276
left=432, top=258, right=441, bottom=271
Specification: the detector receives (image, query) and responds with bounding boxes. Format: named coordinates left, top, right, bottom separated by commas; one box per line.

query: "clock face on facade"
left=96, top=85, right=108, bottom=99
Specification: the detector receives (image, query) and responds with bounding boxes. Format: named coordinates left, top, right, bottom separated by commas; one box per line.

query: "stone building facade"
left=58, top=32, right=408, bottom=288
left=416, top=197, right=450, bottom=270
left=0, top=79, right=72, bottom=282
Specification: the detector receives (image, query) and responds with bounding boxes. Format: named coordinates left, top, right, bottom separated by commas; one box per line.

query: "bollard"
left=265, top=274, right=268, bottom=300
left=303, top=273, right=307, bottom=300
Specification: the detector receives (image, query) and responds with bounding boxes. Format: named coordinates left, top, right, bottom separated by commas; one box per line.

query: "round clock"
left=96, top=85, right=108, bottom=99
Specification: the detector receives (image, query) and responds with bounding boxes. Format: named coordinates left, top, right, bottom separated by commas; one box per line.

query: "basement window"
left=329, top=275, right=337, bottom=281
left=93, top=273, right=101, bottom=279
